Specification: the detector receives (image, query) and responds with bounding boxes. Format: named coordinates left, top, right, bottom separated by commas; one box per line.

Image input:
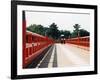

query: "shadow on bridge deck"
left=26, top=44, right=58, bottom=68
left=38, top=45, right=57, bottom=68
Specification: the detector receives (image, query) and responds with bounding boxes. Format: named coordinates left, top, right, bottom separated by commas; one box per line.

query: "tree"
left=71, top=31, right=77, bottom=38
left=73, top=24, right=80, bottom=37
left=71, top=24, right=90, bottom=38
left=73, top=24, right=80, bottom=31
left=60, top=30, right=71, bottom=39
left=79, top=29, right=90, bottom=37
left=47, top=23, right=60, bottom=40
left=27, top=23, right=90, bottom=40
left=27, top=24, right=45, bottom=35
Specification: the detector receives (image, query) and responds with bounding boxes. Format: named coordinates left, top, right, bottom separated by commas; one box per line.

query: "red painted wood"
left=23, top=31, right=54, bottom=68
left=66, top=36, right=90, bottom=47
left=22, top=11, right=26, bottom=68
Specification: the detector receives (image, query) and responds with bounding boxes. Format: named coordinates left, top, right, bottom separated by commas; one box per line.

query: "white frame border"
left=17, top=5, right=95, bottom=75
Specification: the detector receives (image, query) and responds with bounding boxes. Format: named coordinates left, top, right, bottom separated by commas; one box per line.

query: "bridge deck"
left=36, top=43, right=90, bottom=68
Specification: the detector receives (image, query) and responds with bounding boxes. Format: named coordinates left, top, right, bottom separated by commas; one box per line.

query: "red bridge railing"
left=22, top=11, right=54, bottom=68
left=65, top=36, right=90, bottom=47
left=23, top=31, right=54, bottom=68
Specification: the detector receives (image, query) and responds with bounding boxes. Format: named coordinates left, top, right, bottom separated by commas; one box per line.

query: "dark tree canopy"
left=27, top=23, right=90, bottom=40
left=73, top=24, right=80, bottom=31
left=79, top=29, right=90, bottom=37
left=27, top=24, right=49, bottom=36
left=71, top=24, right=89, bottom=38
left=47, top=23, right=60, bottom=40
left=60, top=30, right=71, bottom=39
left=73, top=24, right=80, bottom=37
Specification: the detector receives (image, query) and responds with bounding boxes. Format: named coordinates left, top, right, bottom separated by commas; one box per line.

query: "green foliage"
left=47, top=23, right=60, bottom=40
left=71, top=24, right=89, bottom=38
left=73, top=24, right=80, bottom=37
left=27, top=23, right=90, bottom=40
left=60, top=30, right=71, bottom=39
left=73, top=24, right=80, bottom=31
left=71, top=31, right=77, bottom=38
left=27, top=24, right=47, bottom=36
left=79, top=29, right=89, bottom=37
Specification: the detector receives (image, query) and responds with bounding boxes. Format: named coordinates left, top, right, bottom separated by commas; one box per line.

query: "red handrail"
left=65, top=36, right=90, bottom=47
left=23, top=31, right=54, bottom=68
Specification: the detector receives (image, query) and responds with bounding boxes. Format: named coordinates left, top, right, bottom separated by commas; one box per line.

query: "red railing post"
left=22, top=11, right=26, bottom=68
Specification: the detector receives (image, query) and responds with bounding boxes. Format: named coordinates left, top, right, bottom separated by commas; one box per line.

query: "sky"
left=25, top=11, right=90, bottom=32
